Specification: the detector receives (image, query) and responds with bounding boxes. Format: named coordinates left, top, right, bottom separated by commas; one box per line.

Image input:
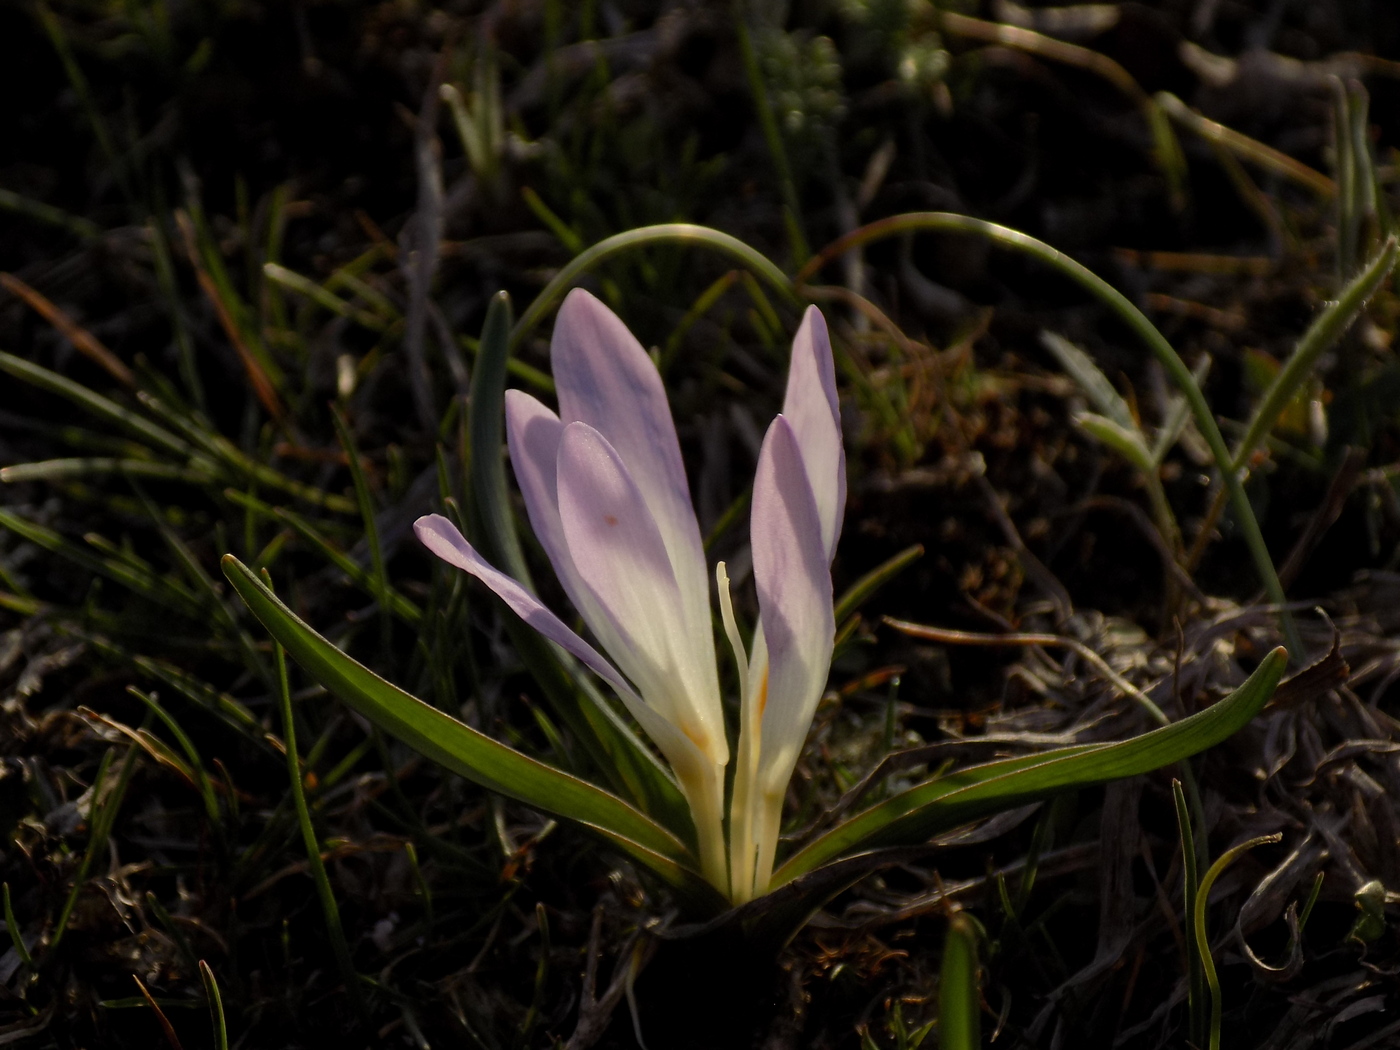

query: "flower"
left=413, top=289, right=844, bottom=902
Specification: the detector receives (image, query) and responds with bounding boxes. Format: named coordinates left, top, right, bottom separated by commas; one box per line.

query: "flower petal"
left=782, top=306, right=845, bottom=561
left=503, top=390, right=570, bottom=578
left=549, top=289, right=714, bottom=655
left=413, top=514, right=642, bottom=708
left=750, top=414, right=835, bottom=795
left=556, top=421, right=727, bottom=762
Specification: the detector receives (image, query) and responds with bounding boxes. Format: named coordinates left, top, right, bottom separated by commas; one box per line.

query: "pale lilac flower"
left=414, top=289, right=844, bottom=900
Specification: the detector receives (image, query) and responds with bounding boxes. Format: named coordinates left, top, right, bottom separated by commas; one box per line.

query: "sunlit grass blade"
left=1040, top=331, right=1137, bottom=432
left=272, top=628, right=363, bottom=1015
left=1234, top=235, right=1397, bottom=469
left=1155, top=91, right=1335, bottom=199
left=0, top=457, right=214, bottom=484
left=220, top=554, right=717, bottom=905
left=1195, top=833, right=1282, bottom=1050
left=198, top=960, right=228, bottom=1050
left=939, top=913, right=982, bottom=1050
left=833, top=544, right=925, bottom=624
left=1173, top=779, right=1206, bottom=1050
left=2, top=883, right=33, bottom=968
left=330, top=407, right=392, bottom=646
left=1072, top=413, right=1154, bottom=474
left=772, top=647, right=1286, bottom=885
left=263, top=262, right=390, bottom=331
left=134, top=392, right=356, bottom=514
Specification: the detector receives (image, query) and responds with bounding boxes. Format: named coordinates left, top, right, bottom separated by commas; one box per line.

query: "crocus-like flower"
left=414, top=289, right=844, bottom=902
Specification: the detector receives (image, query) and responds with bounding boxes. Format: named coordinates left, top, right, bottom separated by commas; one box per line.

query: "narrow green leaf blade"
left=1074, top=411, right=1156, bottom=474
left=774, top=647, right=1286, bottom=885
left=939, top=913, right=982, bottom=1050
left=1235, top=235, right=1398, bottom=470
left=221, top=555, right=705, bottom=885
left=1040, top=331, right=1137, bottom=432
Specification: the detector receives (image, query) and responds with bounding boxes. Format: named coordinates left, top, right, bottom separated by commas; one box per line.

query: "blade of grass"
left=262, top=262, right=390, bottom=331
left=127, top=688, right=221, bottom=830
left=1195, top=833, right=1282, bottom=1050
left=1040, top=332, right=1136, bottom=432
left=1156, top=91, right=1336, bottom=198
left=938, top=913, right=981, bottom=1050
left=0, top=458, right=214, bottom=484
left=133, top=975, right=185, bottom=1050
left=198, top=961, right=228, bottom=1050
left=0, top=187, right=101, bottom=240
left=733, top=13, right=809, bottom=265
left=0, top=508, right=205, bottom=618
left=49, top=743, right=139, bottom=955
left=2, top=883, right=34, bottom=968
left=1235, top=236, right=1397, bottom=467
left=0, top=351, right=201, bottom=462
left=133, top=391, right=356, bottom=513
left=1187, top=236, right=1399, bottom=570
left=1173, top=779, right=1205, bottom=1050
left=330, top=408, right=393, bottom=649
left=272, top=625, right=364, bottom=1016
left=833, top=544, right=925, bottom=624
left=0, top=273, right=134, bottom=386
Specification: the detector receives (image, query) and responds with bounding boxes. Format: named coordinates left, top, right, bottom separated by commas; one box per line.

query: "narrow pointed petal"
left=556, top=422, right=727, bottom=763
left=782, top=306, right=845, bottom=560
left=550, top=290, right=716, bottom=662
left=413, top=514, right=640, bottom=708
left=503, top=390, right=567, bottom=572
left=751, top=415, right=835, bottom=796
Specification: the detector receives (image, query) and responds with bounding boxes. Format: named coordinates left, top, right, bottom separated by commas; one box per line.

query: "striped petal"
left=781, top=306, right=845, bottom=561
left=555, top=421, right=727, bottom=764
left=549, top=289, right=716, bottom=669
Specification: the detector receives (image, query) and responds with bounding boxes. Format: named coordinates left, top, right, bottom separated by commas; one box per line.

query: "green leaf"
left=1040, top=332, right=1137, bottom=433
left=220, top=554, right=720, bottom=907
left=773, top=647, right=1286, bottom=885
left=1234, top=235, right=1398, bottom=471
left=938, top=913, right=982, bottom=1050
left=1073, top=412, right=1155, bottom=474
left=466, top=291, right=694, bottom=838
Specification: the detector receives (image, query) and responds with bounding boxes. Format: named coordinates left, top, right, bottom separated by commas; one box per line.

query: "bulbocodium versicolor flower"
left=414, top=289, right=844, bottom=904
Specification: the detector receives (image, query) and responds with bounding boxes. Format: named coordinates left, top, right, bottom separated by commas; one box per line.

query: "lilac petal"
left=413, top=514, right=640, bottom=708
left=550, top=289, right=714, bottom=656
left=750, top=415, right=835, bottom=793
left=782, top=306, right=845, bottom=561
left=556, top=422, right=727, bottom=762
left=503, top=391, right=569, bottom=578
